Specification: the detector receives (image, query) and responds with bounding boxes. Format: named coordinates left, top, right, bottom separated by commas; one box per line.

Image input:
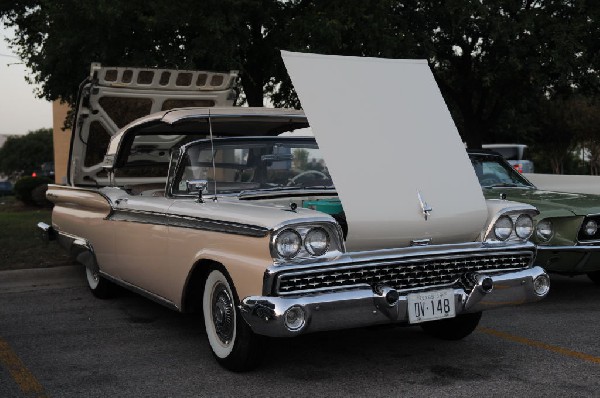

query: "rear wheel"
left=85, top=267, right=114, bottom=299
left=420, top=312, right=482, bottom=340
left=203, top=268, right=262, bottom=372
left=587, top=271, right=600, bottom=285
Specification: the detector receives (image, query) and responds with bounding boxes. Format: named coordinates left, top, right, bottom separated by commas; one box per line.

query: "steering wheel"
left=480, top=173, right=501, bottom=186
left=287, top=170, right=328, bottom=186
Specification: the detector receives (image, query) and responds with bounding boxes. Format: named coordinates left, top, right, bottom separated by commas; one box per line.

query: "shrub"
left=13, top=176, right=52, bottom=206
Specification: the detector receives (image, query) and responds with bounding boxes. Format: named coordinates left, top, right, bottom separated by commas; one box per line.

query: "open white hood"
left=281, top=51, right=488, bottom=250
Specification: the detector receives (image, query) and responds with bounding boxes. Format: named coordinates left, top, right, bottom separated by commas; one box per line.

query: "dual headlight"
left=271, top=224, right=343, bottom=262
left=491, top=214, right=534, bottom=241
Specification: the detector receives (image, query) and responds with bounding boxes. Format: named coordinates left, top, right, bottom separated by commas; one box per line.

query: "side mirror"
left=186, top=179, right=208, bottom=203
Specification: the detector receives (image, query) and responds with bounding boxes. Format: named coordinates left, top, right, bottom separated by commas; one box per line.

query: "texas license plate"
left=407, top=289, right=456, bottom=324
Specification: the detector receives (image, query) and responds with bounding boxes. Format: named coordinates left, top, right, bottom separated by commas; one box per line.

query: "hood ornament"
left=417, top=191, right=433, bottom=221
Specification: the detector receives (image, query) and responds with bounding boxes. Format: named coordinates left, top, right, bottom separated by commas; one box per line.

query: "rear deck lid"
left=281, top=51, right=488, bottom=250
left=69, top=63, right=238, bottom=186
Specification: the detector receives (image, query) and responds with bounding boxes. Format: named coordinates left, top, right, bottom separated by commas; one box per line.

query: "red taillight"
left=513, top=164, right=523, bottom=173
left=32, top=172, right=37, bottom=177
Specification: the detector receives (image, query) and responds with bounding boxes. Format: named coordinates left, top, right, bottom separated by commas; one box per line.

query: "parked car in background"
left=469, top=149, right=600, bottom=283
left=482, top=144, right=534, bottom=173
left=39, top=54, right=549, bottom=371
left=0, top=180, right=12, bottom=196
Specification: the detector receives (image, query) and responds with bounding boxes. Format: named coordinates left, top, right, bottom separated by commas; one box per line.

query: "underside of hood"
left=281, top=51, right=488, bottom=251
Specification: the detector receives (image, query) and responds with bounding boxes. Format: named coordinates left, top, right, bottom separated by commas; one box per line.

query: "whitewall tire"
left=202, top=268, right=262, bottom=371
left=85, top=267, right=113, bottom=299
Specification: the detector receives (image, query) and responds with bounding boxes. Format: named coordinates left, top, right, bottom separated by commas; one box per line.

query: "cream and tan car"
left=39, top=52, right=550, bottom=371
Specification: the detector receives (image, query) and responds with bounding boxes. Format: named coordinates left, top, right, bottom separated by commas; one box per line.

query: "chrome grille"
left=276, top=252, right=532, bottom=295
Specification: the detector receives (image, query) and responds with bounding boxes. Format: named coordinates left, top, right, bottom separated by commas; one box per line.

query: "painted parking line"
left=478, top=327, right=600, bottom=365
left=0, top=338, right=47, bottom=397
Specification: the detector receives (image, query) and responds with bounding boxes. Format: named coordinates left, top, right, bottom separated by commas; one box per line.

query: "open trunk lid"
left=68, top=63, right=238, bottom=186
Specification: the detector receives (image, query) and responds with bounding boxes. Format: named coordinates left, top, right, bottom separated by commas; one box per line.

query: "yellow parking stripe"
left=0, top=338, right=48, bottom=397
left=479, top=327, right=600, bottom=365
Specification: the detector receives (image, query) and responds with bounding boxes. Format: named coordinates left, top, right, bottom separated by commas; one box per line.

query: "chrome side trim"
left=109, top=209, right=167, bottom=225
left=537, top=244, right=600, bottom=251
left=99, top=271, right=180, bottom=311
left=107, top=208, right=269, bottom=237
left=169, top=213, right=269, bottom=237
left=577, top=239, right=600, bottom=245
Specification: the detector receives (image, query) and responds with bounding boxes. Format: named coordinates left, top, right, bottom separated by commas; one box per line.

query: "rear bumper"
left=241, top=266, right=549, bottom=337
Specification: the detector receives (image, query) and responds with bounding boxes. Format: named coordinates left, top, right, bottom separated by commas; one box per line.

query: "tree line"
left=1, top=0, right=599, bottom=173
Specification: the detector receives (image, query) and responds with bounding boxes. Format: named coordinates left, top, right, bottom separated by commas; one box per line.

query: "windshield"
left=470, top=155, right=534, bottom=189
left=172, top=138, right=334, bottom=195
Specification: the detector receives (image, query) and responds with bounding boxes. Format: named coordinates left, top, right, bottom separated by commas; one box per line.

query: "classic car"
left=470, top=149, right=600, bottom=283
left=482, top=144, right=534, bottom=173
left=39, top=52, right=549, bottom=371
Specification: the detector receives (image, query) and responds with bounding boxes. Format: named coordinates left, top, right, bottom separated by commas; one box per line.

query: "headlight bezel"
left=270, top=222, right=345, bottom=263
left=484, top=206, right=538, bottom=243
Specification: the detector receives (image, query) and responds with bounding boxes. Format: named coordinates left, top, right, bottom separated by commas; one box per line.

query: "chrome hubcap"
left=212, top=283, right=234, bottom=344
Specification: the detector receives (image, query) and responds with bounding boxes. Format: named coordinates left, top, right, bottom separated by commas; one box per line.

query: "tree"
left=395, top=0, right=595, bottom=148
left=269, top=1, right=599, bottom=148
left=0, top=0, right=288, bottom=106
left=0, top=128, right=54, bottom=176
left=527, top=97, right=576, bottom=174
left=2, top=1, right=599, bottom=148
left=567, top=96, right=600, bottom=174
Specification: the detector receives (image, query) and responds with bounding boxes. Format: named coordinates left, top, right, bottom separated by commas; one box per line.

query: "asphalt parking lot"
left=1, top=266, right=600, bottom=397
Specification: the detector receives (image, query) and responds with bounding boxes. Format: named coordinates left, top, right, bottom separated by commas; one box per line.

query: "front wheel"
left=420, top=312, right=482, bottom=340
left=203, top=269, right=262, bottom=371
left=85, top=267, right=114, bottom=299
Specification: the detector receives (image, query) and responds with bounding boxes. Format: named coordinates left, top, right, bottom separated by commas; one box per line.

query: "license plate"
left=407, top=289, right=456, bottom=324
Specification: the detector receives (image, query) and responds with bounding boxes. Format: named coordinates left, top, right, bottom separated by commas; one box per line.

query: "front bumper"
left=536, top=244, right=600, bottom=273
left=241, top=240, right=548, bottom=337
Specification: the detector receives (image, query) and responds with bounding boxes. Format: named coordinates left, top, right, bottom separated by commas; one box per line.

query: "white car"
left=39, top=52, right=549, bottom=371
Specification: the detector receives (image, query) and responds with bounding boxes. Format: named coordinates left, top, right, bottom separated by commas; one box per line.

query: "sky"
left=0, top=25, right=53, bottom=136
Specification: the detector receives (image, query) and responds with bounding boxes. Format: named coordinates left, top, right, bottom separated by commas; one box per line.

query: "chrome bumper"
left=240, top=266, right=548, bottom=337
